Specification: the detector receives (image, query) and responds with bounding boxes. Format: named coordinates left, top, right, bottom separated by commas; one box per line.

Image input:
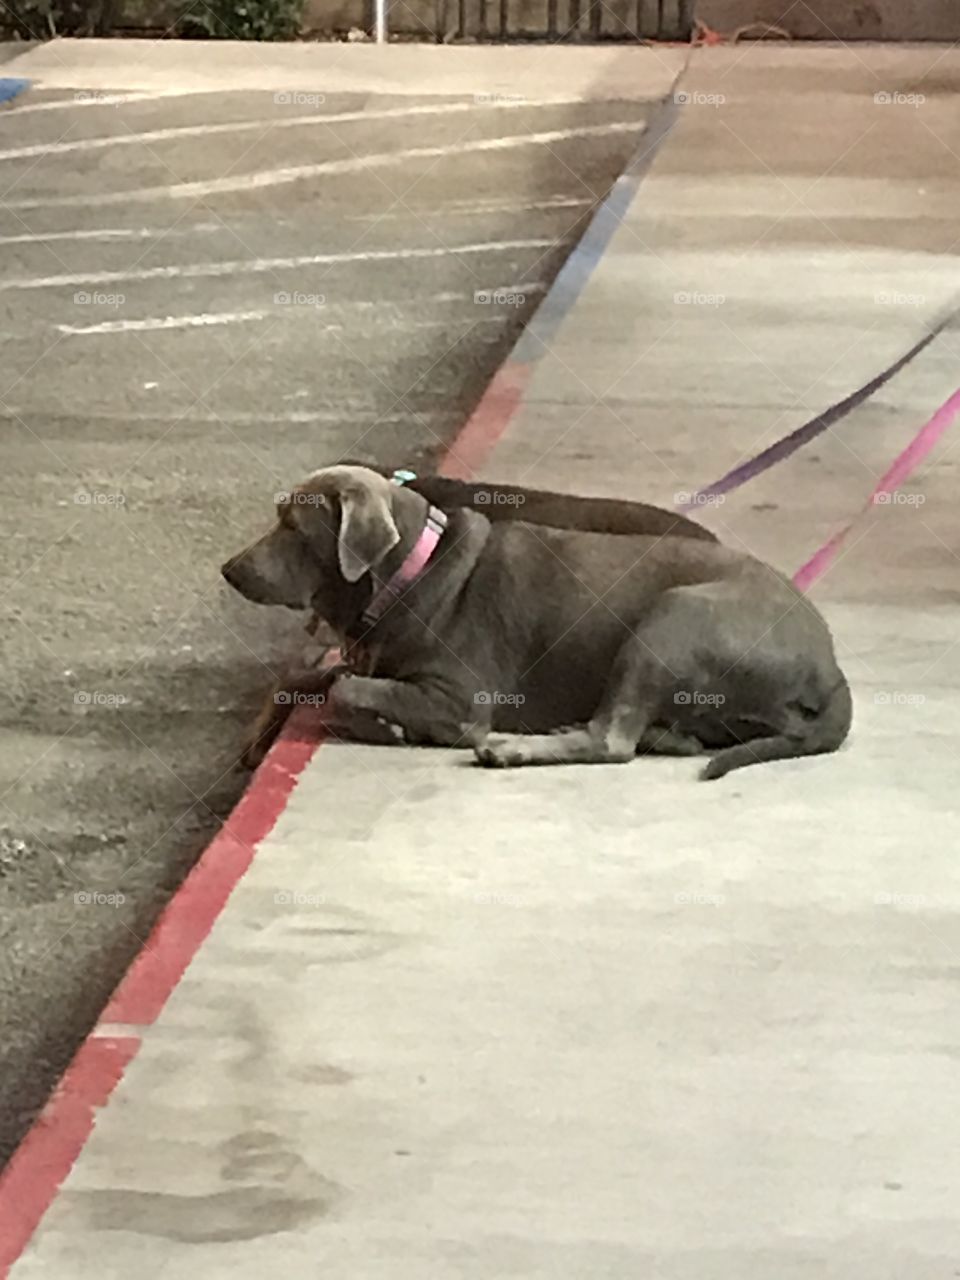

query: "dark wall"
left=6, top=0, right=959, bottom=40
left=697, top=0, right=960, bottom=40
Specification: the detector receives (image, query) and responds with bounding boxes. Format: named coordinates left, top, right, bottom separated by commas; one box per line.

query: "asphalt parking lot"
left=0, top=83, right=651, bottom=1162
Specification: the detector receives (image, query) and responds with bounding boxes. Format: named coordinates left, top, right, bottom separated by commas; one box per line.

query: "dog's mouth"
left=220, top=555, right=307, bottom=611
left=220, top=556, right=253, bottom=595
left=305, top=609, right=340, bottom=643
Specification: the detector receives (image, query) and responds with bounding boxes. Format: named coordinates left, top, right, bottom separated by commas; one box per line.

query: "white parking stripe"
left=2, top=240, right=557, bottom=293
left=343, top=281, right=547, bottom=307
left=349, top=196, right=593, bottom=221
left=4, top=121, right=645, bottom=211
left=0, top=224, right=220, bottom=246
left=77, top=409, right=447, bottom=424
left=57, top=309, right=269, bottom=336
left=3, top=89, right=235, bottom=116
left=0, top=97, right=579, bottom=163
left=41, top=280, right=544, bottom=337
left=55, top=308, right=525, bottom=338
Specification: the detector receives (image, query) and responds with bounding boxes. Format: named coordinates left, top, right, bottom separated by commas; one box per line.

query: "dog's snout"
left=222, top=523, right=314, bottom=610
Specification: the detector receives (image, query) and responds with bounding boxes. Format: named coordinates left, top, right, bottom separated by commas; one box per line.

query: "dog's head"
left=221, top=465, right=421, bottom=619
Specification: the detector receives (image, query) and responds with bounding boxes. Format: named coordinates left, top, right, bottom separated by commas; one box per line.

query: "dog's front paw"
left=473, top=734, right=529, bottom=768
left=239, top=734, right=271, bottom=771
left=459, top=720, right=489, bottom=750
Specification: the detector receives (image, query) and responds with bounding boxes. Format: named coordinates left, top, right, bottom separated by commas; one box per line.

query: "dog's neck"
left=316, top=500, right=450, bottom=644
left=360, top=505, right=448, bottom=629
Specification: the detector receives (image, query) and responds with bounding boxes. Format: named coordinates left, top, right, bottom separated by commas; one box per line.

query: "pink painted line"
left=442, top=363, right=532, bottom=480
left=0, top=313, right=530, bottom=1280
left=0, top=721, right=316, bottom=1276
left=0, top=1036, right=138, bottom=1273
left=102, top=718, right=319, bottom=1027
left=793, top=384, right=960, bottom=593
left=0, top=96, right=659, bottom=1262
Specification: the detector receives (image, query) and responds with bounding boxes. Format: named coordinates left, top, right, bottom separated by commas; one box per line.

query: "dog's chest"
left=344, top=639, right=382, bottom=677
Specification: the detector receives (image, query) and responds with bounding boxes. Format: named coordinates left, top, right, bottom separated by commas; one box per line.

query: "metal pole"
left=435, top=0, right=448, bottom=42
left=374, top=0, right=388, bottom=43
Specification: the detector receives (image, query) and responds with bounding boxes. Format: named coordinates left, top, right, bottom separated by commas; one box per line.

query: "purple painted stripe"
left=512, top=98, right=679, bottom=366
left=676, top=319, right=949, bottom=510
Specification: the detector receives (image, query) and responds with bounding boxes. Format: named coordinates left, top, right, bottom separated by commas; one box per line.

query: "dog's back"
left=339, top=461, right=717, bottom=542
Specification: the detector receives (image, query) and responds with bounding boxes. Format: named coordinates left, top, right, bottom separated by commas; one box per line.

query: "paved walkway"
left=0, top=38, right=684, bottom=98
left=5, top=42, right=960, bottom=1279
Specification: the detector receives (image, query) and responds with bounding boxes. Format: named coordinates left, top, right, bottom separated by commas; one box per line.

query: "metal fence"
left=427, top=0, right=694, bottom=41
left=1, top=0, right=694, bottom=43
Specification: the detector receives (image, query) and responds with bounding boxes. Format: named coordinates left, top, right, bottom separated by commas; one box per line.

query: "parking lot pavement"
left=9, top=41, right=960, bottom=1278
left=11, top=42, right=960, bottom=1280
left=0, top=80, right=657, bottom=1163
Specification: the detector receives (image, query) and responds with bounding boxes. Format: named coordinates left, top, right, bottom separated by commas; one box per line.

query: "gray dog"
left=222, top=465, right=852, bottom=779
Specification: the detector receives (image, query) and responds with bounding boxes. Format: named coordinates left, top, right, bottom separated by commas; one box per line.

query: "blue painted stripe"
left=511, top=98, right=679, bottom=367
left=0, top=79, right=31, bottom=106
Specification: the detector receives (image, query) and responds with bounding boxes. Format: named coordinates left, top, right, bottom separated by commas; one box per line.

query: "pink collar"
left=360, top=505, right=448, bottom=627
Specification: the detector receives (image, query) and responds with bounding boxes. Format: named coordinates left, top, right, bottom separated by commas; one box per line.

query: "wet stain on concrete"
left=220, top=1130, right=304, bottom=1183
left=62, top=1128, right=340, bottom=1242
left=292, top=1062, right=354, bottom=1086
left=63, top=1181, right=338, bottom=1243
left=294, top=923, right=400, bottom=965
left=271, top=903, right=401, bottom=964
left=399, top=782, right=441, bottom=804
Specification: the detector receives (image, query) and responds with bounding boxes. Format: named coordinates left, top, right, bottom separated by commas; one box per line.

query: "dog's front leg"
left=325, top=674, right=481, bottom=748
left=240, top=664, right=348, bottom=769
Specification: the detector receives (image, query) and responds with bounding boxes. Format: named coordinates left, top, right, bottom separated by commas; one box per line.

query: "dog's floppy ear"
left=337, top=478, right=400, bottom=582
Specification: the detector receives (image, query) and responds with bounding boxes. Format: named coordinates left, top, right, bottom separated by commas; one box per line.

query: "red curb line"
left=103, top=721, right=319, bottom=1028
left=0, top=1037, right=139, bottom=1274
left=0, top=106, right=622, bottom=1263
left=442, top=363, right=531, bottom=480
left=0, top=727, right=315, bottom=1275
left=0, top=339, right=530, bottom=1280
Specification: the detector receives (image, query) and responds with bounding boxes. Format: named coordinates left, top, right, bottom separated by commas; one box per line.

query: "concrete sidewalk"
left=6, top=44, right=960, bottom=1278
left=1, top=38, right=685, bottom=99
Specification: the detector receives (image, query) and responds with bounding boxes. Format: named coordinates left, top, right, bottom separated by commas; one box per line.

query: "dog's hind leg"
left=475, top=594, right=703, bottom=768
left=637, top=722, right=703, bottom=756
left=701, top=674, right=852, bottom=779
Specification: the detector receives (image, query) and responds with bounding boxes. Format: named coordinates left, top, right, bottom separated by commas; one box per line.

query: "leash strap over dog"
left=361, top=505, right=448, bottom=628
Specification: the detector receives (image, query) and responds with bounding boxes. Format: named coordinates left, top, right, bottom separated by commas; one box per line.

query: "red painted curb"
left=0, top=718, right=317, bottom=1276
left=0, top=109, right=618, bottom=1264
left=442, top=363, right=531, bottom=480
left=103, top=714, right=320, bottom=1028
left=0, top=356, right=528, bottom=1278
left=0, top=1036, right=139, bottom=1274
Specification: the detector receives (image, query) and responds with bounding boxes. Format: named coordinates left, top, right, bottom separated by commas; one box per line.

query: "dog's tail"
left=700, top=675, right=853, bottom=781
